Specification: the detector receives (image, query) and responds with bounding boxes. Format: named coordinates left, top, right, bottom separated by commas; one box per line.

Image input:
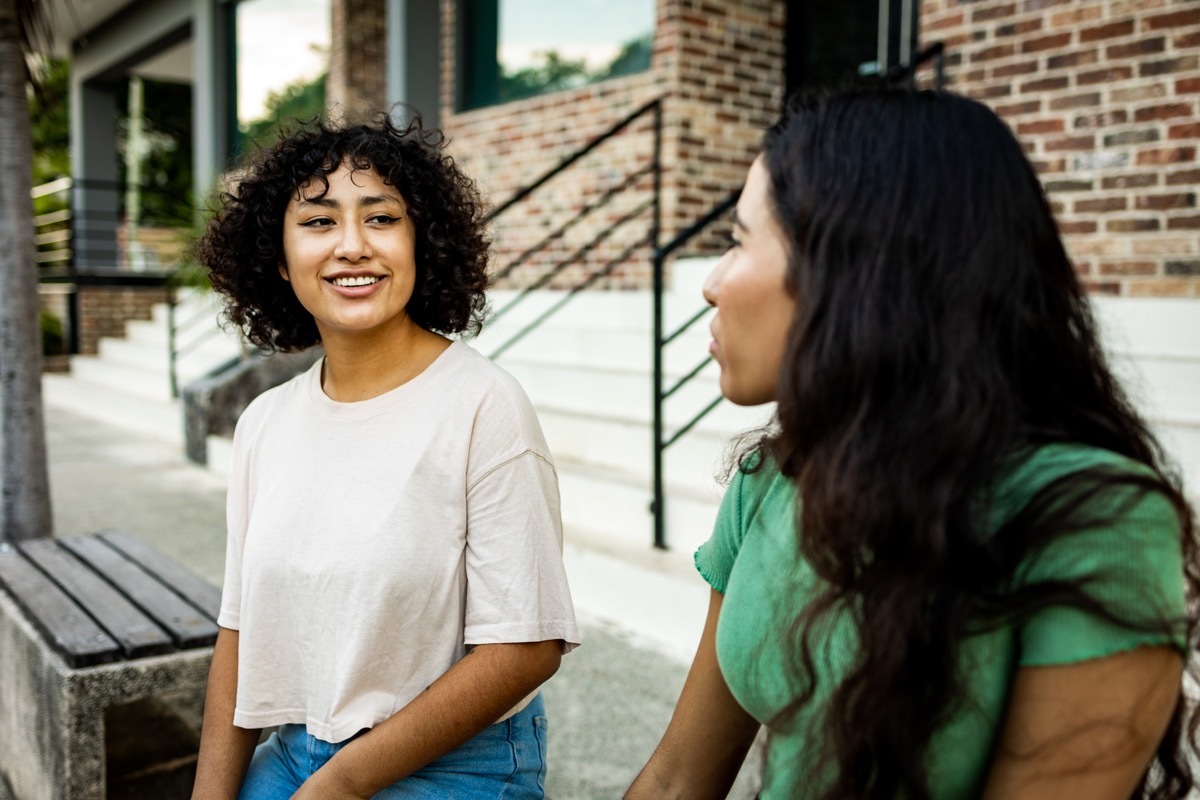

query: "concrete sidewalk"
left=43, top=404, right=759, bottom=799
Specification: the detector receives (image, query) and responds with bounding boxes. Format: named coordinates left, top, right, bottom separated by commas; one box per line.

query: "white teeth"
left=332, top=276, right=380, bottom=287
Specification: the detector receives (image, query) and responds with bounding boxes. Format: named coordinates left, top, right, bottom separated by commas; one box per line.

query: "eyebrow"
left=296, top=193, right=404, bottom=209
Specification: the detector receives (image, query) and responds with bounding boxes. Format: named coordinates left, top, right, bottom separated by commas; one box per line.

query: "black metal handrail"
left=484, top=98, right=664, bottom=361
left=888, top=41, right=945, bottom=89
left=484, top=97, right=663, bottom=223
left=650, top=190, right=739, bottom=549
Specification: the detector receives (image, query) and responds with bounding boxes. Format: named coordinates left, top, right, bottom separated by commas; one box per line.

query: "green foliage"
left=594, top=34, right=653, bottom=82
left=118, top=79, right=196, bottom=228
left=238, top=72, right=329, bottom=156
left=27, top=57, right=70, bottom=186
left=40, top=311, right=64, bottom=356
left=500, top=51, right=591, bottom=103
left=496, top=33, right=653, bottom=106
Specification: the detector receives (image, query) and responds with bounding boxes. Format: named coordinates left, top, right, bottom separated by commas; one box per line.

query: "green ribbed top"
left=695, top=443, right=1187, bottom=799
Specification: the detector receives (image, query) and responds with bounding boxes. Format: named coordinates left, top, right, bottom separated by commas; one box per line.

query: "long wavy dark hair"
left=753, top=89, right=1198, bottom=798
left=199, top=113, right=490, bottom=351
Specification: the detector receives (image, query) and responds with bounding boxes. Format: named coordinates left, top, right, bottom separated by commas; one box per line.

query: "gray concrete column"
left=192, top=0, right=232, bottom=201
left=69, top=79, right=121, bottom=270
left=387, top=0, right=441, bottom=129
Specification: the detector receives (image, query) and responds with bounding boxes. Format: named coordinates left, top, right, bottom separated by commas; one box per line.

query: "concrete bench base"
left=0, top=587, right=212, bottom=800
left=0, top=531, right=219, bottom=800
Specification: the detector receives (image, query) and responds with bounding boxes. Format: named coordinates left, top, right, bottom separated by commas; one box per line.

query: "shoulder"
left=440, top=342, right=552, bottom=465
left=730, top=455, right=796, bottom=533
left=993, top=442, right=1168, bottom=524
left=445, top=343, right=542, bottom=431
left=232, top=357, right=320, bottom=440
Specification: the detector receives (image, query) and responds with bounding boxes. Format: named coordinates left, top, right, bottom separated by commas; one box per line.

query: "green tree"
left=27, top=54, right=68, bottom=184
left=0, top=0, right=53, bottom=541
left=499, top=51, right=590, bottom=104
left=238, top=71, right=328, bottom=156
left=594, top=33, right=652, bottom=82
left=117, top=77, right=194, bottom=227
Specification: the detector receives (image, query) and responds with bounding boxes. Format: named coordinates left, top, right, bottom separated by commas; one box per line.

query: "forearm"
left=191, top=628, right=262, bottom=800
left=626, top=590, right=760, bottom=799
left=304, top=640, right=562, bottom=798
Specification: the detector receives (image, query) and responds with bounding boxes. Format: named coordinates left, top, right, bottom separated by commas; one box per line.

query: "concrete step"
left=501, top=359, right=751, bottom=431
left=68, top=356, right=175, bottom=402
left=478, top=325, right=711, bottom=375
left=42, top=373, right=184, bottom=446
left=97, top=336, right=243, bottom=376
left=556, top=458, right=723, bottom=557
left=1110, top=355, right=1200, bottom=426
left=537, top=405, right=752, bottom=489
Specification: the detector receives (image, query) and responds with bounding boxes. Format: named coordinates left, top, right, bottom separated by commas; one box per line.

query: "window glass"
left=461, top=0, right=654, bottom=110
left=234, top=0, right=331, bottom=154
left=786, top=0, right=919, bottom=96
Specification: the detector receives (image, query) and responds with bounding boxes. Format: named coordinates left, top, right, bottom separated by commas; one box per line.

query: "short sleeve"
left=463, top=451, right=580, bottom=653
left=695, top=467, right=751, bottom=593
left=1017, top=486, right=1187, bottom=666
left=216, top=403, right=259, bottom=631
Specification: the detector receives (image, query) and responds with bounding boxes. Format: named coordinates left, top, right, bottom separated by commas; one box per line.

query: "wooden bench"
left=0, top=531, right=220, bottom=800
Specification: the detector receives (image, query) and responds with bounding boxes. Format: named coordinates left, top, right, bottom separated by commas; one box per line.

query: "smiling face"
left=703, top=156, right=796, bottom=406
left=279, top=161, right=419, bottom=345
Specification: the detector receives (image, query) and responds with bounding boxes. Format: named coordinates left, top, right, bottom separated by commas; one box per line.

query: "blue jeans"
left=238, top=694, right=547, bottom=799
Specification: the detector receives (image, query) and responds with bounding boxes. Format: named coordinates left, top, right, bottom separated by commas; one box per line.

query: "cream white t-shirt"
left=218, top=341, right=580, bottom=743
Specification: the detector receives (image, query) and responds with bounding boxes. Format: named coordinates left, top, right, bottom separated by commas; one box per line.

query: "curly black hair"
left=198, top=113, right=490, bottom=351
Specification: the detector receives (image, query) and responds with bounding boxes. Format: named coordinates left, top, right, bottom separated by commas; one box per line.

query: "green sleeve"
left=1018, top=487, right=1187, bottom=666
left=695, top=467, right=750, bottom=593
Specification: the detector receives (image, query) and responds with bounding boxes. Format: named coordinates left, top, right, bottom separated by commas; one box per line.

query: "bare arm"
left=982, top=645, right=1183, bottom=799
left=191, top=627, right=262, bottom=800
left=625, top=589, right=762, bottom=800
left=292, top=639, right=563, bottom=799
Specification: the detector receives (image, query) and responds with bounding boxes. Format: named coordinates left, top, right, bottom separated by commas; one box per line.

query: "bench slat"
left=100, top=531, right=223, bottom=621
left=60, top=536, right=219, bottom=649
left=0, top=543, right=122, bottom=668
left=19, top=540, right=174, bottom=659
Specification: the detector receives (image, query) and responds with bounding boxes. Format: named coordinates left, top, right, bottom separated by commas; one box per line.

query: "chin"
left=720, top=380, right=773, bottom=408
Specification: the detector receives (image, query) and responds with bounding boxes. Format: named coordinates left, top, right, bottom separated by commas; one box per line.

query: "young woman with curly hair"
left=190, top=115, right=579, bottom=800
left=627, top=88, right=1198, bottom=799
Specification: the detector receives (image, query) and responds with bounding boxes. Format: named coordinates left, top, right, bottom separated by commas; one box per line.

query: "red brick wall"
left=76, top=287, right=168, bottom=356
left=921, top=0, right=1200, bottom=297
left=329, top=0, right=389, bottom=119
left=438, top=0, right=785, bottom=289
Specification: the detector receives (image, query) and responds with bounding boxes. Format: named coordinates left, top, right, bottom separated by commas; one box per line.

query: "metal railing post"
left=651, top=100, right=666, bottom=549
left=167, top=285, right=179, bottom=398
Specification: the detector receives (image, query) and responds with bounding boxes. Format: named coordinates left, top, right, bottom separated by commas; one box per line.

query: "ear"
left=278, top=262, right=290, bottom=282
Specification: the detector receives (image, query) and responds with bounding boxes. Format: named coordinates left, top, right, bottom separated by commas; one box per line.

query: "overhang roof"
left=40, top=0, right=140, bottom=57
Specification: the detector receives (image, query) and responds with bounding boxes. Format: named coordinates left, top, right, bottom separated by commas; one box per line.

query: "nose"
left=702, top=250, right=731, bottom=307
left=334, top=221, right=371, bottom=262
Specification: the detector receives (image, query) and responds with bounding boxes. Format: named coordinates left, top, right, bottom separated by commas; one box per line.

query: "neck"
left=318, top=319, right=451, bottom=402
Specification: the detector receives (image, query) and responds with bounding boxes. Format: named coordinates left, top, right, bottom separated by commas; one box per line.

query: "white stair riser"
left=97, top=336, right=241, bottom=373
left=68, top=357, right=174, bottom=402
left=1110, top=356, right=1200, bottom=426
left=540, top=409, right=736, bottom=491
left=478, top=326, right=711, bottom=374
left=505, top=360, right=720, bottom=421
left=557, top=468, right=721, bottom=556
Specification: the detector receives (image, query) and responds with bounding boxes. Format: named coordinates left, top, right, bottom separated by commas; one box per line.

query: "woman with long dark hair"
left=627, top=88, right=1197, bottom=799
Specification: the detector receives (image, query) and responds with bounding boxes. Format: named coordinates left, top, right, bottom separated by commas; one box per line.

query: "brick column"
left=328, top=0, right=390, bottom=119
